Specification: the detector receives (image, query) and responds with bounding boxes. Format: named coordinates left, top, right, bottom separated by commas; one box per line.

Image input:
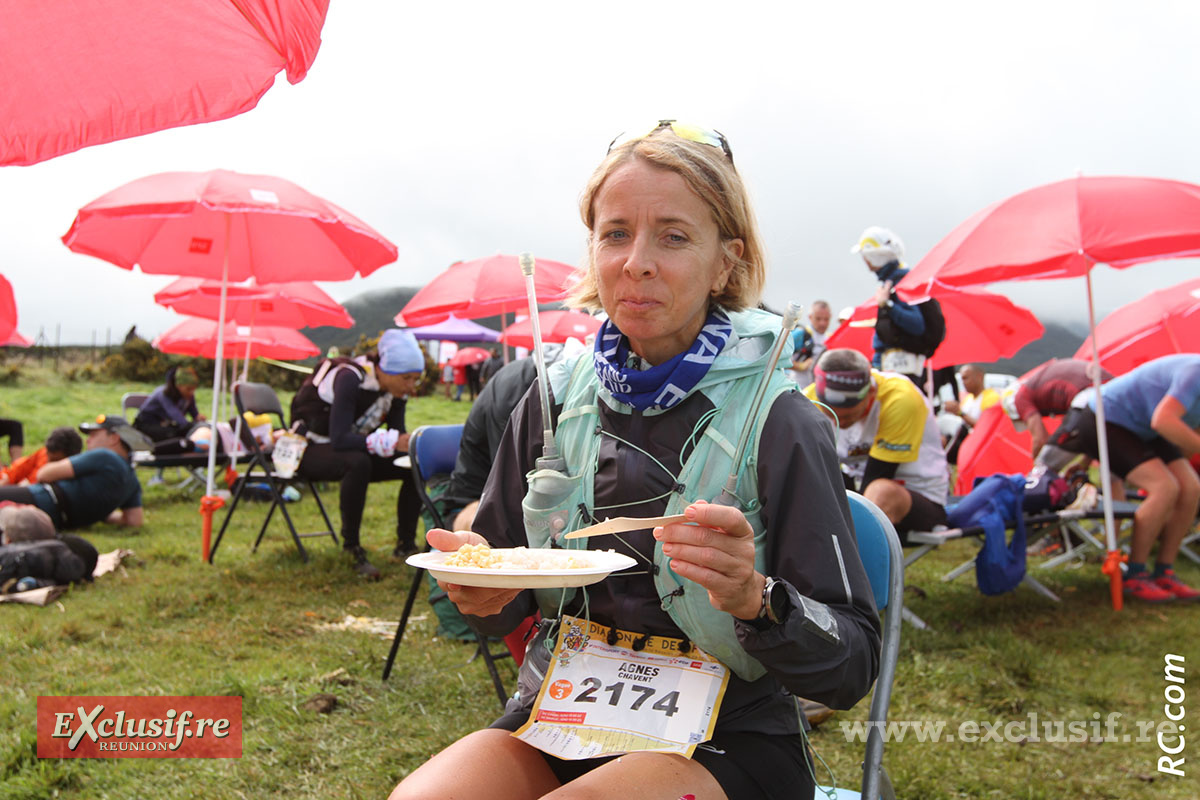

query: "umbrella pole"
left=201, top=214, right=231, bottom=562
left=502, top=311, right=510, bottom=364
left=1086, top=270, right=1123, bottom=610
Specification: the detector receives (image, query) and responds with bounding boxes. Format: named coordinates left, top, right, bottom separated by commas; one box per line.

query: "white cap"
left=851, top=226, right=905, bottom=269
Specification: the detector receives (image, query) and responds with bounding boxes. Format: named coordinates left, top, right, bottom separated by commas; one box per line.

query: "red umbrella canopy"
left=155, top=277, right=354, bottom=329
left=501, top=310, right=601, bottom=349
left=400, top=255, right=580, bottom=326
left=1, top=0, right=330, bottom=166
left=4, top=331, right=32, bottom=348
left=62, top=169, right=397, bottom=283
left=899, top=175, right=1200, bottom=296
left=1073, top=277, right=1200, bottom=375
left=154, top=318, right=319, bottom=361
left=0, top=275, right=17, bottom=345
left=823, top=287, right=1043, bottom=369
left=449, top=347, right=492, bottom=367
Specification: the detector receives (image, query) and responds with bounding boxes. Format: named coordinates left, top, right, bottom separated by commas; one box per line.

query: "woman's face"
left=591, top=159, right=740, bottom=365
left=378, top=370, right=422, bottom=399
left=178, top=383, right=197, bottom=400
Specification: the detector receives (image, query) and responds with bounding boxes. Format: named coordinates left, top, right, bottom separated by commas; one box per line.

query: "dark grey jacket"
left=469, top=377, right=881, bottom=736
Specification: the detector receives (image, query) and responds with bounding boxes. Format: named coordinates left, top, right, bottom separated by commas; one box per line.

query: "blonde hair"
left=568, top=128, right=766, bottom=313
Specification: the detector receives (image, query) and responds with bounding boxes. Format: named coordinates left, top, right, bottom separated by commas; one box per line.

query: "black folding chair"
left=208, top=382, right=336, bottom=564
left=381, top=424, right=511, bottom=706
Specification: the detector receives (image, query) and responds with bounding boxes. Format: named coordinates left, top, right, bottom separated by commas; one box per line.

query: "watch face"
left=767, top=580, right=789, bottom=624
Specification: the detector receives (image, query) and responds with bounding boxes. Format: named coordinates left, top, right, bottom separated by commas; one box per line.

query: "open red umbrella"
left=399, top=254, right=579, bottom=326
left=4, top=331, right=32, bottom=348
left=449, top=347, right=492, bottom=367
left=1073, top=277, right=1200, bottom=375
left=155, top=278, right=355, bottom=329
left=0, top=275, right=17, bottom=345
left=63, top=168, right=396, bottom=559
left=154, top=318, right=319, bottom=360
left=501, top=310, right=600, bottom=349
left=897, top=174, right=1200, bottom=609
left=1, top=0, right=330, bottom=166
left=824, top=286, right=1042, bottom=369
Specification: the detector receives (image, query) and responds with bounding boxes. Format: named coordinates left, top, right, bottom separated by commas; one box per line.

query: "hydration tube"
left=714, top=302, right=803, bottom=507
left=519, top=252, right=566, bottom=471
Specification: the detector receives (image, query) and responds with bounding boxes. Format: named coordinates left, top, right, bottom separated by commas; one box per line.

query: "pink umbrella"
left=501, top=310, right=601, bottom=350
left=63, top=168, right=395, bottom=558
left=399, top=254, right=579, bottom=326
left=449, top=347, right=492, bottom=367
left=0, top=275, right=17, bottom=344
left=1, top=0, right=330, bottom=166
left=1073, top=277, right=1200, bottom=375
left=824, top=287, right=1042, bottom=369
left=155, top=278, right=355, bottom=329
left=897, top=174, right=1200, bottom=609
left=154, top=318, right=319, bottom=361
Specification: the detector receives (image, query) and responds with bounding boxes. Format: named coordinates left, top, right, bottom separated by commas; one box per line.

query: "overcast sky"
left=4, top=1, right=1199, bottom=345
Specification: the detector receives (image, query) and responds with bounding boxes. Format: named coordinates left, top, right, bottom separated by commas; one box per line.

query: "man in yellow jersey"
left=942, top=363, right=1000, bottom=463
left=805, top=348, right=950, bottom=543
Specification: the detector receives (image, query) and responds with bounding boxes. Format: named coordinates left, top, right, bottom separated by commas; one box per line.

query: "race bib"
left=513, top=616, right=729, bottom=760
left=880, top=349, right=925, bottom=376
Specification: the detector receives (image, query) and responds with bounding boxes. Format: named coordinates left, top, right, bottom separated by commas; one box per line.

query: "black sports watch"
left=757, top=576, right=791, bottom=626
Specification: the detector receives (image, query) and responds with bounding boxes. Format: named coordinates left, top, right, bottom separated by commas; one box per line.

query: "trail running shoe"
left=1153, top=569, right=1200, bottom=602
left=1123, top=573, right=1174, bottom=603
left=346, top=546, right=381, bottom=581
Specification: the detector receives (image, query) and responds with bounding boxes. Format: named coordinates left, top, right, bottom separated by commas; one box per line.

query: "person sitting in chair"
left=134, top=365, right=205, bottom=444
left=291, top=329, right=426, bottom=580
left=805, top=348, right=950, bottom=543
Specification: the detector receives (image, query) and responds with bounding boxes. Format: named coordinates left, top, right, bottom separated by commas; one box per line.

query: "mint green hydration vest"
left=523, top=309, right=796, bottom=681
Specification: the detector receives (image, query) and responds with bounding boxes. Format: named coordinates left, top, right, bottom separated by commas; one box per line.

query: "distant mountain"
left=984, top=319, right=1089, bottom=376
left=302, top=286, right=511, bottom=357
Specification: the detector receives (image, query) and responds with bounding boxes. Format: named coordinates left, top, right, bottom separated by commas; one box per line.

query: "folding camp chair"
left=816, top=492, right=903, bottom=800
left=208, top=382, right=336, bottom=564
left=380, top=424, right=512, bottom=707
left=120, top=392, right=149, bottom=421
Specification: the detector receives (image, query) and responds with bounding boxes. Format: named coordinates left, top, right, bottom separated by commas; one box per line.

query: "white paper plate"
left=406, top=548, right=637, bottom=589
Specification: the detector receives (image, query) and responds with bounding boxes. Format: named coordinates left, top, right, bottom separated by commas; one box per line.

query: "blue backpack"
left=947, top=474, right=1027, bottom=596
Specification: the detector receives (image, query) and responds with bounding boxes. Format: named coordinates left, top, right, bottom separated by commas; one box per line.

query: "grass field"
left=1, top=361, right=1197, bottom=799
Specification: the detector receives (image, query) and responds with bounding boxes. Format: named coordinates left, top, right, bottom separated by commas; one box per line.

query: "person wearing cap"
left=290, top=329, right=426, bottom=579
left=850, top=226, right=943, bottom=390
left=133, top=365, right=206, bottom=445
left=1038, top=354, right=1200, bottom=603
left=804, top=348, right=950, bottom=541
left=999, top=358, right=1114, bottom=459
left=0, top=415, right=148, bottom=531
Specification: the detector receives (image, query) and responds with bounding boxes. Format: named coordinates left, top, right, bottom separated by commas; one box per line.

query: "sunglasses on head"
left=607, top=120, right=734, bottom=164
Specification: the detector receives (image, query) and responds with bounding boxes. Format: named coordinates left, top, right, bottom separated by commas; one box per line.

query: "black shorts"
left=490, top=712, right=814, bottom=800
left=896, top=489, right=947, bottom=542
left=1048, top=407, right=1182, bottom=478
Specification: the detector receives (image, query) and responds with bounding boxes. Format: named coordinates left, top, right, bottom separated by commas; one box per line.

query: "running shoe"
left=1123, top=573, right=1174, bottom=603
left=1153, top=569, right=1200, bottom=602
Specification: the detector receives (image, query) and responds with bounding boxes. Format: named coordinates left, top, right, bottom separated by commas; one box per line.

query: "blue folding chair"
left=817, top=492, right=904, bottom=800
left=381, top=425, right=511, bottom=705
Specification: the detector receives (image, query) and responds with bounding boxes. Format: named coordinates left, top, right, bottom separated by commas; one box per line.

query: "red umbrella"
left=449, top=347, right=492, bottom=367
left=1, top=0, right=330, bottom=166
left=4, top=331, right=32, bottom=348
left=399, top=254, right=580, bottom=326
left=824, top=287, right=1043, bottom=369
left=501, top=310, right=601, bottom=349
left=0, top=275, right=17, bottom=345
left=896, top=174, right=1200, bottom=609
left=63, top=168, right=395, bottom=558
left=154, top=318, right=319, bottom=361
left=155, top=278, right=355, bottom=329
left=1073, top=277, right=1200, bottom=375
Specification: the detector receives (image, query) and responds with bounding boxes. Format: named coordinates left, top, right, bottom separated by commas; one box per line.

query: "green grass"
left=2, top=361, right=1197, bottom=798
